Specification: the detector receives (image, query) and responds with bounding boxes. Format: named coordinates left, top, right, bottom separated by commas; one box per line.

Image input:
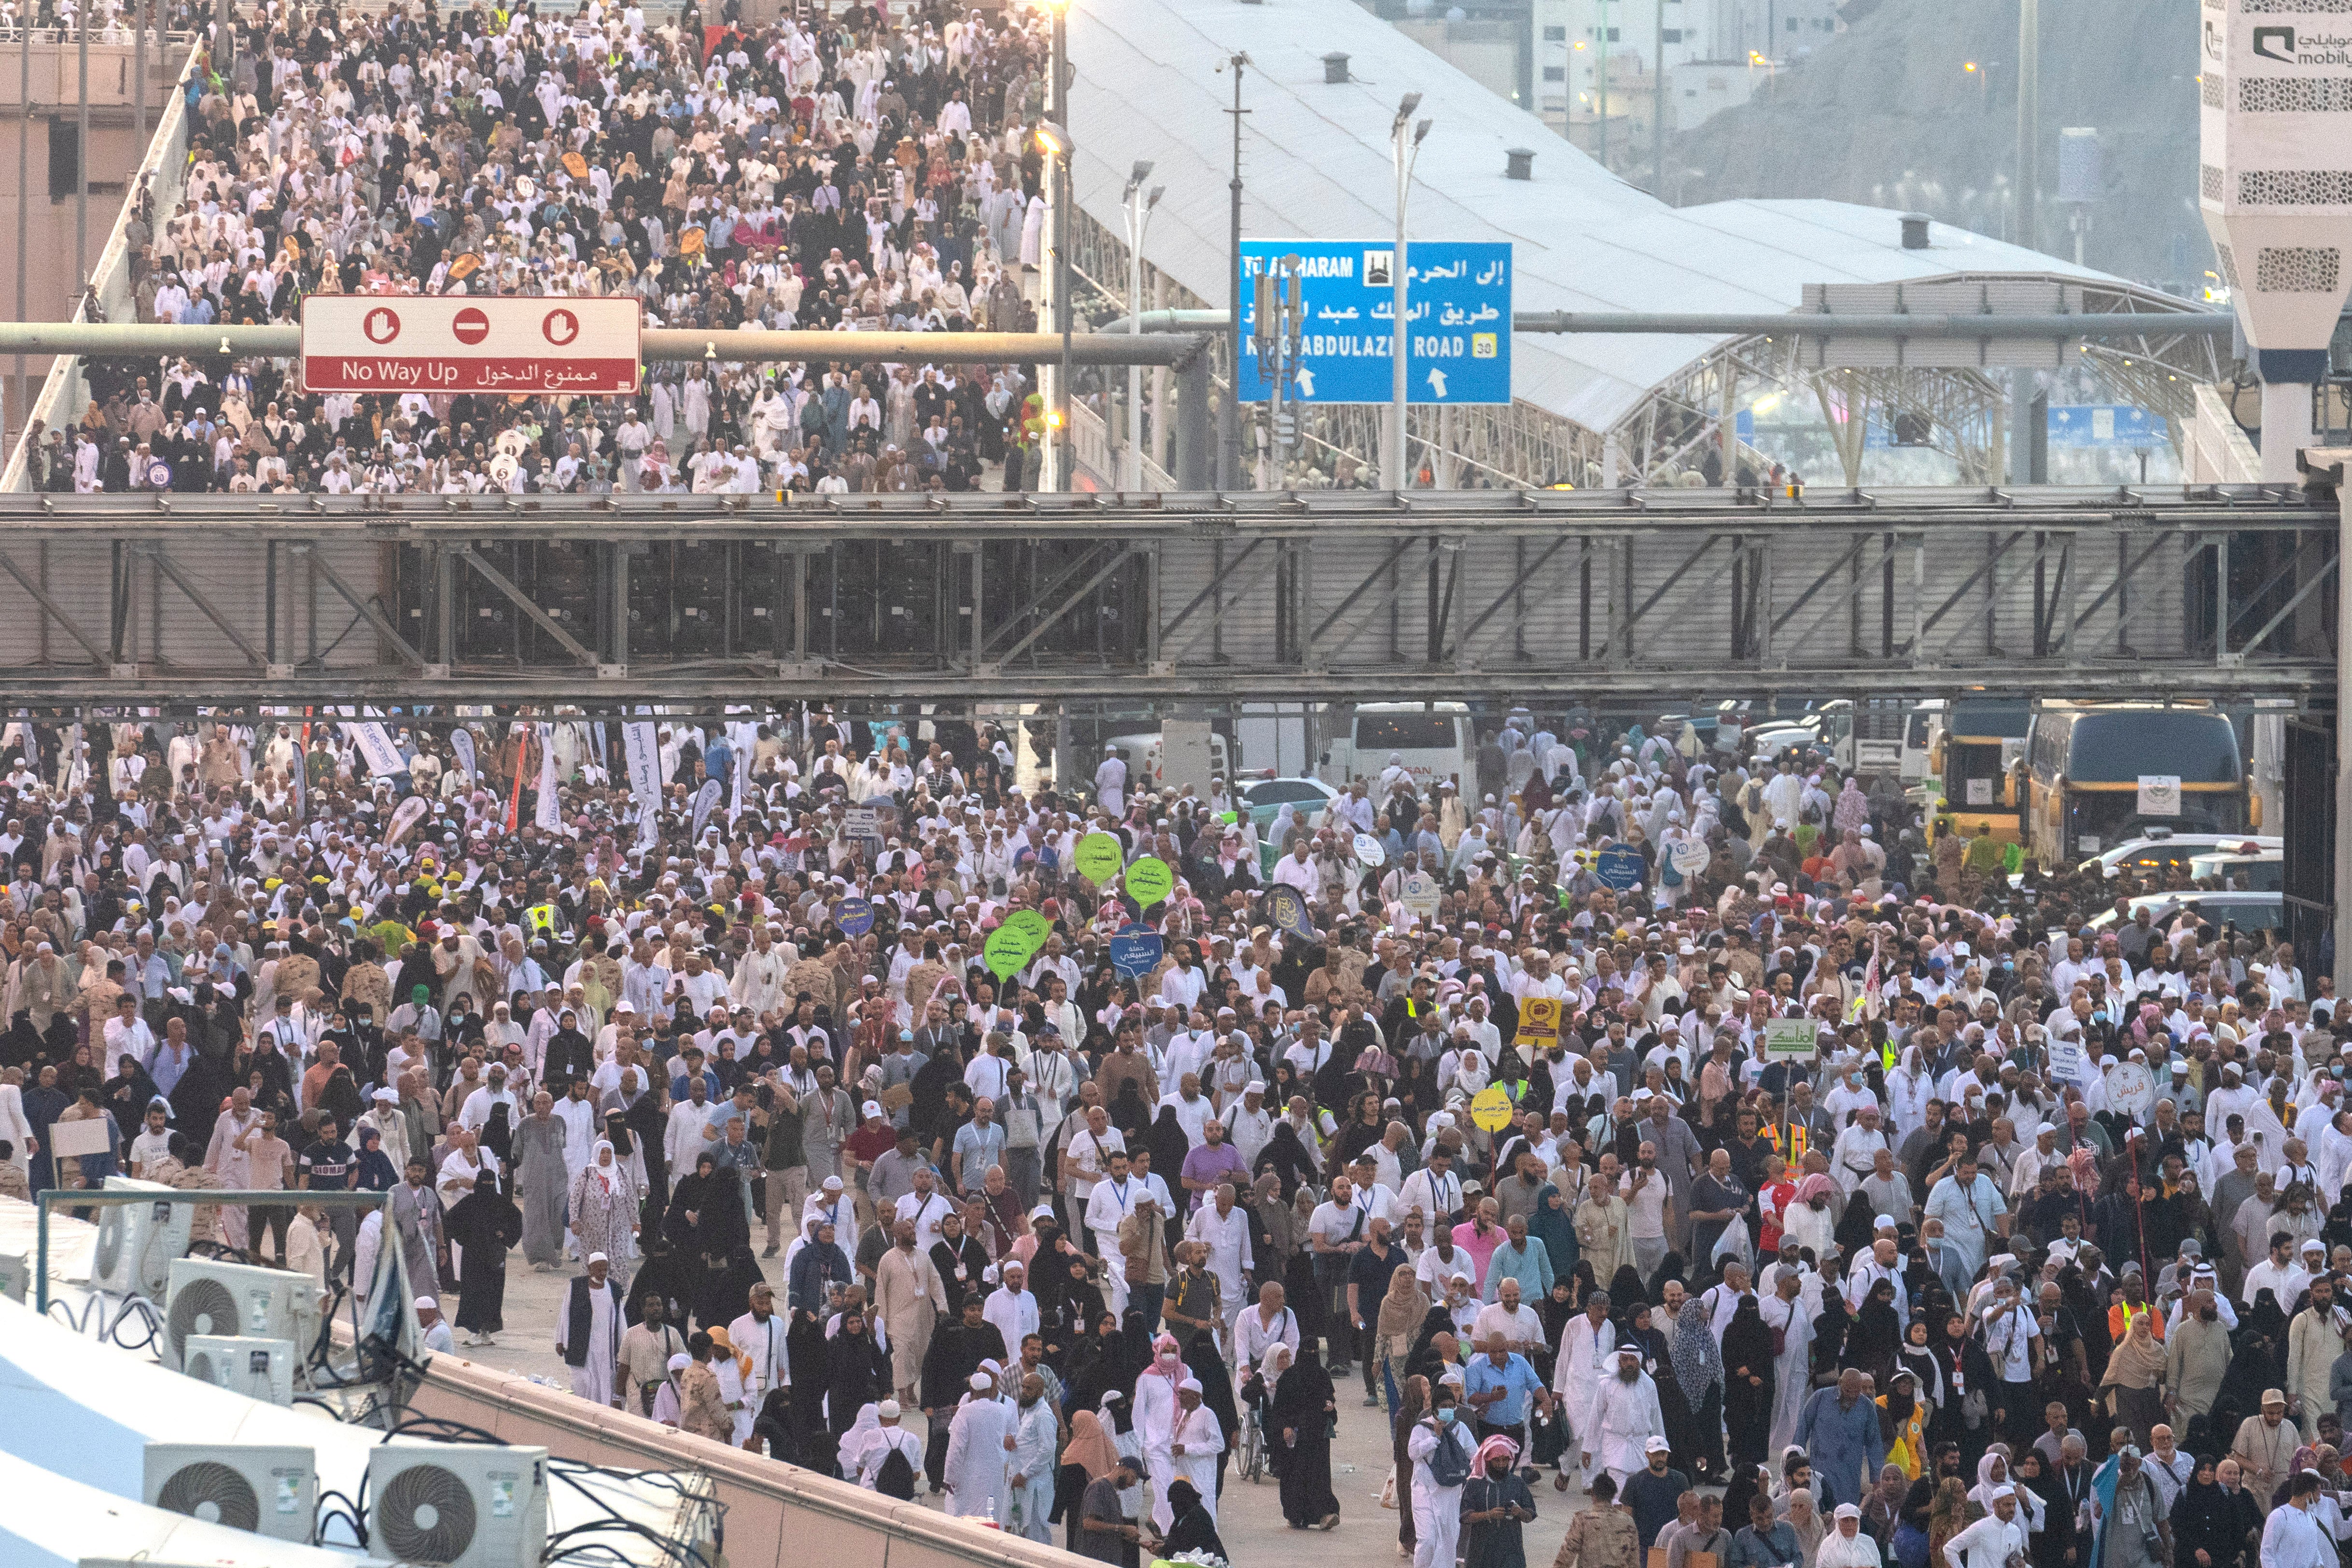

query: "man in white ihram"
left=1581, top=1343, right=1665, bottom=1494
left=1094, top=745, right=1127, bottom=819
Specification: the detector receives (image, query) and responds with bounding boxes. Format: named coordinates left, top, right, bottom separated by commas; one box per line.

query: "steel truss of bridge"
left=0, top=485, right=2333, bottom=715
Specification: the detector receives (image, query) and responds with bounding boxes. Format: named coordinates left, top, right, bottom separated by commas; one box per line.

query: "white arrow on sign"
left=1294, top=365, right=1316, bottom=397
left=1426, top=366, right=1450, bottom=398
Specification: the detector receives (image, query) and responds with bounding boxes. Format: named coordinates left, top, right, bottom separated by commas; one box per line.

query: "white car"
left=2075, top=833, right=2278, bottom=880
left=1241, top=775, right=1341, bottom=837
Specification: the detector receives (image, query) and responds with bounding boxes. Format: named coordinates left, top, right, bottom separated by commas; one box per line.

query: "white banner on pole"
left=343, top=722, right=406, bottom=780
left=535, top=724, right=562, bottom=830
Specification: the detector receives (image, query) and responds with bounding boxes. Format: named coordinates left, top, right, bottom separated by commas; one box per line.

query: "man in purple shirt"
left=1178, top=1117, right=1250, bottom=1213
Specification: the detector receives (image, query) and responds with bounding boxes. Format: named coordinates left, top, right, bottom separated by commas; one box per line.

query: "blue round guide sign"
left=1109, top=922, right=1165, bottom=979
left=1594, top=844, right=1646, bottom=891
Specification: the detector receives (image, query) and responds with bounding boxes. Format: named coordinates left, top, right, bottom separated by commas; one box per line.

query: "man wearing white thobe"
left=1582, top=1345, right=1666, bottom=1493
left=1166, top=1379, right=1225, bottom=1523
left=1095, top=747, right=1128, bottom=819
left=1551, top=1294, right=1616, bottom=1485
left=982, top=1264, right=1041, bottom=1358
left=555, top=1256, right=626, bottom=1406
left=943, top=1372, right=1016, bottom=1523
left=1186, top=1185, right=1255, bottom=1338
left=1407, top=1377, right=1477, bottom=1568
left=729, top=1284, right=789, bottom=1437
left=1008, top=1373, right=1060, bottom=1540
left=1942, top=1486, right=2028, bottom=1568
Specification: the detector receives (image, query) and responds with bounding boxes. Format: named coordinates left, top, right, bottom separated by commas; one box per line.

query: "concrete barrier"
left=408, top=1353, right=1074, bottom=1568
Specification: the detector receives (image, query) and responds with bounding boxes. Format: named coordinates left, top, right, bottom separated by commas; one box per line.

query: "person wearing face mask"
left=1407, top=1371, right=1479, bottom=1568
left=1133, top=1332, right=1190, bottom=1531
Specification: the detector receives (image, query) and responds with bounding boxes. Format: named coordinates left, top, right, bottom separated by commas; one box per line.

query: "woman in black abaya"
left=1846, top=1278, right=1905, bottom=1391
left=1269, top=1344, right=1341, bottom=1528
left=786, top=1307, right=834, bottom=1468
left=698, top=1243, right=766, bottom=1332
left=825, top=1304, right=891, bottom=1439
left=1160, top=1480, right=1226, bottom=1561
left=443, top=1170, right=522, bottom=1345
left=1722, top=1294, right=1777, bottom=1470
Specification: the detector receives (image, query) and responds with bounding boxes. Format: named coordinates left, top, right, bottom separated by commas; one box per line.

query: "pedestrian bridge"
left=0, top=485, right=2330, bottom=712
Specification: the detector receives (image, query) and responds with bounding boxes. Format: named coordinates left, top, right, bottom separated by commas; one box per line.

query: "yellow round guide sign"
left=1469, top=1085, right=1515, bottom=1132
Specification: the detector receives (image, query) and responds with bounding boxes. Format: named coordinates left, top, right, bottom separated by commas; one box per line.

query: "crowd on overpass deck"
left=0, top=705, right=2337, bottom=1568
left=23, top=0, right=1070, bottom=495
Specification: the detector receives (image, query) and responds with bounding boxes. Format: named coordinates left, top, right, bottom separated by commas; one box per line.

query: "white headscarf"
left=837, top=1401, right=883, bottom=1474
left=589, top=1139, right=617, bottom=1195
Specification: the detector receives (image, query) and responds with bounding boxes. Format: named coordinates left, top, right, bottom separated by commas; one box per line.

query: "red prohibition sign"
left=363, top=307, right=401, bottom=344
left=452, top=307, right=491, bottom=345
left=542, top=308, right=581, bottom=347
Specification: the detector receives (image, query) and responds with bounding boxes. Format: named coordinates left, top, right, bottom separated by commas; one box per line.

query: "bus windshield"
left=1946, top=699, right=2031, bottom=744
left=2066, top=711, right=2241, bottom=783
left=1356, top=714, right=1457, bottom=752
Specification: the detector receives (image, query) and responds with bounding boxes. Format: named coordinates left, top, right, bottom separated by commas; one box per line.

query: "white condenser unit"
left=162, top=1258, right=304, bottom=1372
left=95, top=1176, right=196, bottom=1300
left=141, top=1441, right=318, bottom=1543
left=182, top=1333, right=298, bottom=1404
left=366, top=1442, right=549, bottom=1568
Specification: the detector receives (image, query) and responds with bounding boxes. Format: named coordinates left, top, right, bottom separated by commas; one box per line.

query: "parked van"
left=1105, top=730, right=1232, bottom=795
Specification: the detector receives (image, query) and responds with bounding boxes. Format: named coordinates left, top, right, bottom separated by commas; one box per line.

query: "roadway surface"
left=470, top=1264, right=1597, bottom=1565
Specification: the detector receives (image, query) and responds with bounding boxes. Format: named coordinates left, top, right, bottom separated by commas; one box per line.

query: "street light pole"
left=1041, top=0, right=1070, bottom=490
left=1218, top=51, right=1250, bottom=490
left=1121, top=164, right=1162, bottom=490
left=2016, top=0, right=2040, bottom=252
left=1387, top=94, right=1427, bottom=491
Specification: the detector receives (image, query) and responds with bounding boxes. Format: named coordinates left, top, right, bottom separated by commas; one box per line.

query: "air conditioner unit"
left=0, top=1250, right=25, bottom=1302
left=367, top=1442, right=548, bottom=1568
left=142, top=1442, right=317, bottom=1543
left=183, top=1334, right=297, bottom=1405
left=163, top=1258, right=303, bottom=1372
left=95, top=1176, right=196, bottom=1300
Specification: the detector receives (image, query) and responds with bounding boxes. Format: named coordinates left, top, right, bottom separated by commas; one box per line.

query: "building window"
left=1787, top=15, right=1799, bottom=27
left=1543, top=24, right=1566, bottom=39
left=1544, top=65, right=1566, bottom=79
left=1607, top=26, right=1620, bottom=39
left=47, top=118, right=78, bottom=202
left=1661, top=27, right=1681, bottom=41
